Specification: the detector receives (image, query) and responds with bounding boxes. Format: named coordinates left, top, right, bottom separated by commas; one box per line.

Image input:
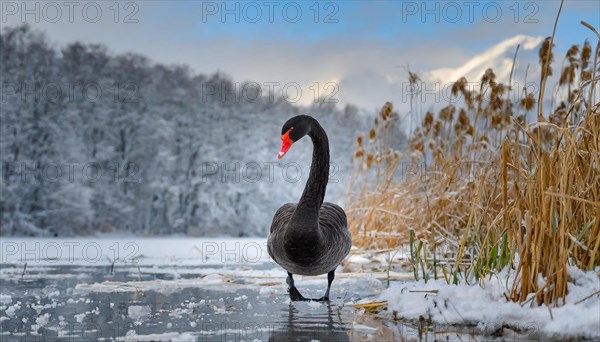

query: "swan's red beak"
left=278, top=129, right=293, bottom=159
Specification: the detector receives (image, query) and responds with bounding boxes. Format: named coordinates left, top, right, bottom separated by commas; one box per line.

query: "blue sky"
left=147, top=1, right=598, bottom=49
left=3, top=0, right=599, bottom=109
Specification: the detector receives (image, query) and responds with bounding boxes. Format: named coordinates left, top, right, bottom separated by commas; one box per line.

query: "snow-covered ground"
left=377, top=267, right=600, bottom=340
left=1, top=238, right=598, bottom=341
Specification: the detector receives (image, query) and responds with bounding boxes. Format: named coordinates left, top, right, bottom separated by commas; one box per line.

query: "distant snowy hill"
left=425, top=35, right=544, bottom=85
left=419, top=34, right=592, bottom=121
left=389, top=34, right=553, bottom=123
left=347, top=34, right=548, bottom=124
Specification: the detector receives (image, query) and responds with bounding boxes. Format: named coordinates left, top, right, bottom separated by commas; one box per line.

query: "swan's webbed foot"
left=288, top=286, right=309, bottom=301
left=315, top=270, right=335, bottom=303
left=287, top=271, right=335, bottom=302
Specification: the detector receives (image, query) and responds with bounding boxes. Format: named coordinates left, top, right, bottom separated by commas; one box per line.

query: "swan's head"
left=278, top=115, right=311, bottom=159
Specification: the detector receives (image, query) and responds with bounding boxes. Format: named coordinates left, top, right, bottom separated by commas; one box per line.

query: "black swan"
left=267, top=115, right=352, bottom=302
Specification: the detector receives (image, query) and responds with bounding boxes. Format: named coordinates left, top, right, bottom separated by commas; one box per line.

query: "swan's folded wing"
left=269, top=203, right=296, bottom=234
left=320, top=202, right=352, bottom=260
left=268, top=203, right=296, bottom=264
left=319, top=202, right=348, bottom=230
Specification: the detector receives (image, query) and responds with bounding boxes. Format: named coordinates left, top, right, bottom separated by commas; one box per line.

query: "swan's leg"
left=286, top=272, right=295, bottom=287
left=317, top=270, right=335, bottom=302
left=287, top=272, right=307, bottom=301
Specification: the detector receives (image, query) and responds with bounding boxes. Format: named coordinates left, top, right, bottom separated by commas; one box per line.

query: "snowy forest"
left=0, top=24, right=382, bottom=237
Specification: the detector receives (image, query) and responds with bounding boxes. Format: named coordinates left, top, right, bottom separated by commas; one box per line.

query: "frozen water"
left=1, top=237, right=594, bottom=341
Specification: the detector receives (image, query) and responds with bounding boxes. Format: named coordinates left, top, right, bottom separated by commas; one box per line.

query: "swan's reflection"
left=267, top=301, right=349, bottom=342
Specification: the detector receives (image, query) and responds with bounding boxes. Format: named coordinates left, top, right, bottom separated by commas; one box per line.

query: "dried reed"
left=347, top=22, right=600, bottom=305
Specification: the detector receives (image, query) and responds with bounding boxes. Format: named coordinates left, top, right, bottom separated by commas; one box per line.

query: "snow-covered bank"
left=377, top=266, right=600, bottom=339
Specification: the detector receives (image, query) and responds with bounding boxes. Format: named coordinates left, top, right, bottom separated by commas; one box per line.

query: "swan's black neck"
left=284, top=117, right=329, bottom=254
left=296, top=118, right=329, bottom=215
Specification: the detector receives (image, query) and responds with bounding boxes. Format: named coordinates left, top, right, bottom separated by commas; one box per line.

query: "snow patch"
left=128, top=305, right=152, bottom=321
left=116, top=331, right=197, bottom=341
left=380, top=267, right=600, bottom=339
left=5, top=302, right=21, bottom=317
left=0, top=295, right=12, bottom=304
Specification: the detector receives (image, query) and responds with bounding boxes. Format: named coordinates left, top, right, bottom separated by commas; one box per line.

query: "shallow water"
left=0, top=263, right=502, bottom=341
left=0, top=238, right=553, bottom=341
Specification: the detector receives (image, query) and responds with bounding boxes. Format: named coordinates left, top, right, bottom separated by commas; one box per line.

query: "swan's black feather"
left=268, top=202, right=351, bottom=276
